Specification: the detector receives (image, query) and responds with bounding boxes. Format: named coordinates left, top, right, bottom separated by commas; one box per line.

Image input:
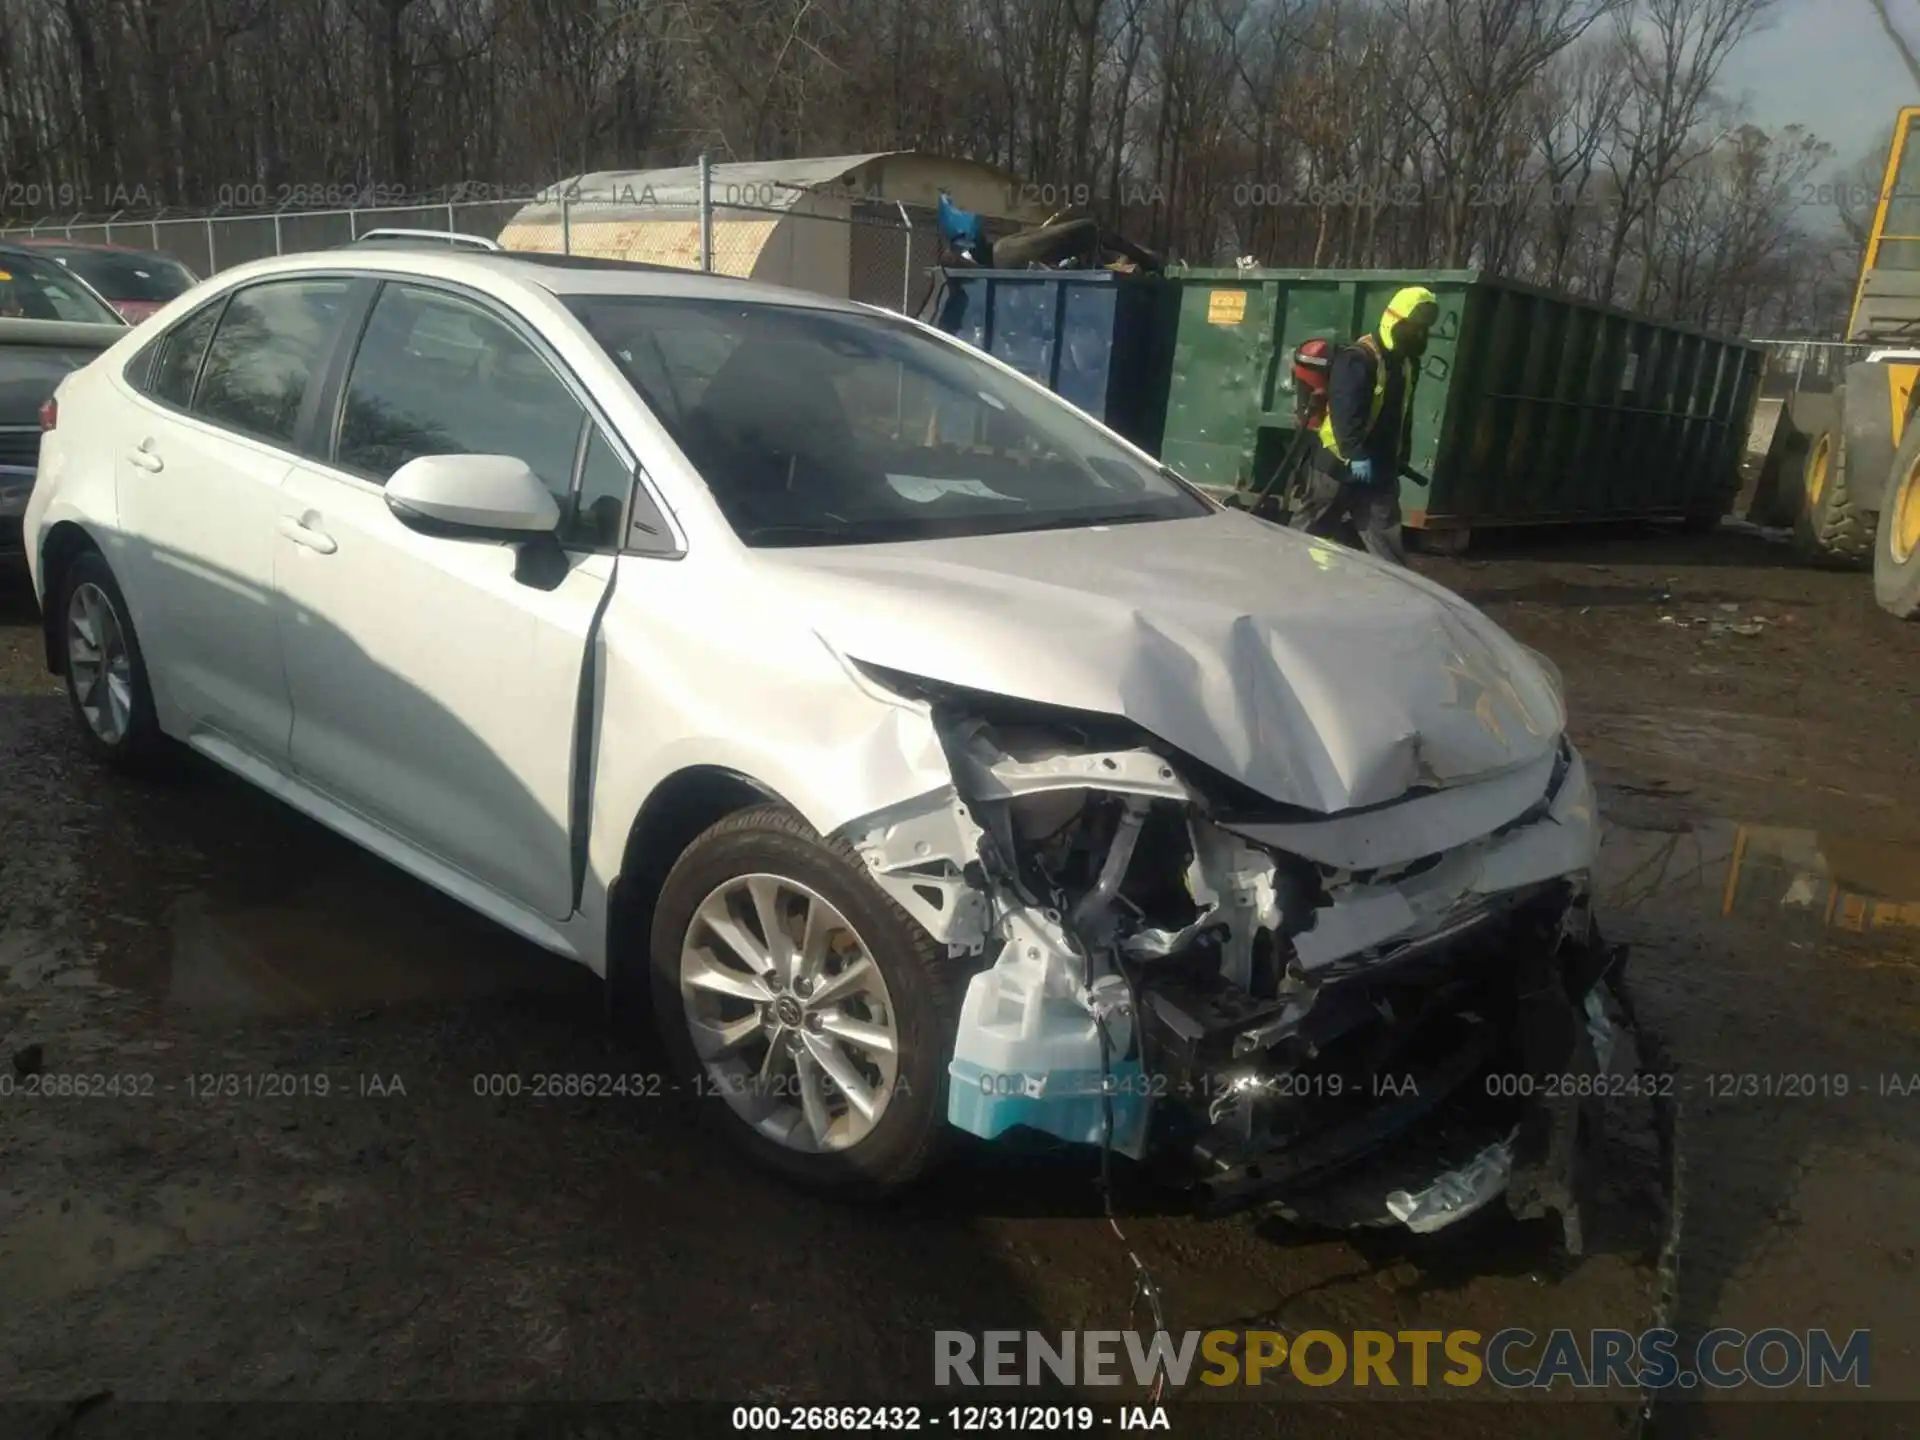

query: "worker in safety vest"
left=1293, top=285, right=1439, bottom=565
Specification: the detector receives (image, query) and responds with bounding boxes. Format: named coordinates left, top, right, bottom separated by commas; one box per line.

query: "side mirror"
left=385, top=454, right=560, bottom=539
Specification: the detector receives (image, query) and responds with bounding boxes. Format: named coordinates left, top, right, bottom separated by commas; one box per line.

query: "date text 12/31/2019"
left=0, top=1072, right=408, bottom=1099
left=972, top=1068, right=1419, bottom=1103
left=467, top=1072, right=941, bottom=1101
left=731, top=1405, right=1171, bottom=1431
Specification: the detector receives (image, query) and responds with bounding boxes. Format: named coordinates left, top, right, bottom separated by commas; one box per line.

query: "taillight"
left=39, top=397, right=57, bottom=432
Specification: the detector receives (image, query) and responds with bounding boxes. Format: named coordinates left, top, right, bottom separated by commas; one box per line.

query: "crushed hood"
left=755, top=510, right=1563, bottom=813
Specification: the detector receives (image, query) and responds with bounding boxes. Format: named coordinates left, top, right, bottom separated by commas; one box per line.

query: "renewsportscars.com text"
left=935, top=1327, right=1872, bottom=1391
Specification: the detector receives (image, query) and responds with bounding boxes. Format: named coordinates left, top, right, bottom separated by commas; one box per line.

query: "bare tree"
left=0, top=0, right=1855, bottom=334
left=1598, top=0, right=1776, bottom=306
left=1531, top=39, right=1627, bottom=288
left=1381, top=0, right=1620, bottom=266
left=1868, top=0, right=1920, bottom=89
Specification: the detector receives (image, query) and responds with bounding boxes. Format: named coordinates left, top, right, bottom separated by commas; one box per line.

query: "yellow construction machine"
left=1756, top=106, right=1920, bottom=618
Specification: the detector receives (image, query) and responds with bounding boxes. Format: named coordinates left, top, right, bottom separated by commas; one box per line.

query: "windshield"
left=0, top=252, right=125, bottom=324
left=40, top=248, right=196, bottom=303
left=564, top=295, right=1209, bottom=547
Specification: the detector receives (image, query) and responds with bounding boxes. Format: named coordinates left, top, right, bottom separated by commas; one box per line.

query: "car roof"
left=205, top=246, right=879, bottom=316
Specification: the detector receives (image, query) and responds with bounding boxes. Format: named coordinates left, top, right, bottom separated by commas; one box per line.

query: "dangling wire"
left=1095, top=1010, right=1168, bottom=1408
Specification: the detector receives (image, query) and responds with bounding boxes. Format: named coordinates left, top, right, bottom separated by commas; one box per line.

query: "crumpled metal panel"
left=763, top=509, right=1562, bottom=813
left=1224, top=745, right=1560, bottom=869
left=1385, top=1129, right=1518, bottom=1233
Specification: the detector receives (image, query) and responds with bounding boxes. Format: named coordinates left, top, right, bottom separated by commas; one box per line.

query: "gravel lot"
left=3, top=522, right=1916, bottom=1438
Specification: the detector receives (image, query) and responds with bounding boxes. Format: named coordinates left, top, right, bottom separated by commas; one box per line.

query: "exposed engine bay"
left=841, top=665, right=1628, bottom=1246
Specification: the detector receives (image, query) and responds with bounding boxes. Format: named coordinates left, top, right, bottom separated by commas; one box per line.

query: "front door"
left=273, top=280, right=623, bottom=920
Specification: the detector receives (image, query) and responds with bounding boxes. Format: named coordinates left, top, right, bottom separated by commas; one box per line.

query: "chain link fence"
left=0, top=199, right=527, bottom=282
left=2, top=176, right=1029, bottom=320
left=1753, top=340, right=1875, bottom=397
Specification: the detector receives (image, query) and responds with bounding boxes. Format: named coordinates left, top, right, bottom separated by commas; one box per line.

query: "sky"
left=1722, top=0, right=1916, bottom=169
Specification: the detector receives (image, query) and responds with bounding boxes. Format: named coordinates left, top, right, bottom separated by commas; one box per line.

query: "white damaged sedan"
left=24, top=245, right=1623, bottom=1240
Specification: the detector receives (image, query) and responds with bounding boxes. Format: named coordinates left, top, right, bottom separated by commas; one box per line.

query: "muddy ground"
left=2, top=522, right=1917, bottom=1439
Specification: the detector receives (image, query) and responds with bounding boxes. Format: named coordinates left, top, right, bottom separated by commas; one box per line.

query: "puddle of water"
left=105, top=858, right=592, bottom=1017
left=1599, top=816, right=1920, bottom=948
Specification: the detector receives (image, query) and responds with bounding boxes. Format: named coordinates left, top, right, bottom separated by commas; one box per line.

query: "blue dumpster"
left=931, top=270, right=1171, bottom=451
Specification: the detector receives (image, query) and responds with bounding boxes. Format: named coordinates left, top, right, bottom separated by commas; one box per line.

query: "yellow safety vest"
left=1317, top=334, right=1388, bottom=463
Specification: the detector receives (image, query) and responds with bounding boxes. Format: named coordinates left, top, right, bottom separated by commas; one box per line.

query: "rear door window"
left=193, top=279, right=351, bottom=446
left=146, top=302, right=223, bottom=409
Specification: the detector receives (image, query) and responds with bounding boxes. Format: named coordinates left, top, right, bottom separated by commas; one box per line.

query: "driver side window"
left=336, top=283, right=584, bottom=503
left=336, top=282, right=629, bottom=548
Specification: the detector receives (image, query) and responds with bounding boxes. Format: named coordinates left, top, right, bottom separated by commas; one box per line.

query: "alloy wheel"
left=67, top=581, right=134, bottom=745
left=679, top=872, right=901, bottom=1153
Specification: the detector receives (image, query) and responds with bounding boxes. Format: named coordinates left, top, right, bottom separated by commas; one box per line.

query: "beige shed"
left=497, top=152, right=1048, bottom=308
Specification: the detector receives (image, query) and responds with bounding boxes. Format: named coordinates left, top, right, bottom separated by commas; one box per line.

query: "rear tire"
left=1793, top=429, right=1874, bottom=568
left=1874, top=423, right=1920, bottom=619
left=55, top=549, right=166, bottom=772
left=648, top=804, right=962, bottom=1198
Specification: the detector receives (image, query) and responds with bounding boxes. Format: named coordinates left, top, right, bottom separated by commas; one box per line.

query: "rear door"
left=114, top=278, right=354, bottom=763
left=274, top=279, right=625, bottom=920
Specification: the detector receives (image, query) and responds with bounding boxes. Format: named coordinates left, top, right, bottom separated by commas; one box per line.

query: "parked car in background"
left=0, top=245, right=127, bottom=560
left=15, top=239, right=200, bottom=323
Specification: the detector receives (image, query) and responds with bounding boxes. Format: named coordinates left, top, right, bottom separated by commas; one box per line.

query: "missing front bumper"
left=1148, top=889, right=1629, bottom=1249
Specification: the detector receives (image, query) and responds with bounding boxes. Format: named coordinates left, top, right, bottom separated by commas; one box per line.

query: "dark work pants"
left=1289, top=462, right=1408, bottom=565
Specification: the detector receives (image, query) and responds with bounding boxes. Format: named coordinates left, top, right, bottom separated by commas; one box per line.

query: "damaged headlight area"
left=842, top=666, right=1627, bottom=1249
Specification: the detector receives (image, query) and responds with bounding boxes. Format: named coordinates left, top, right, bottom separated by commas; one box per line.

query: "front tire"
left=1793, top=428, right=1874, bottom=568
left=56, top=549, right=165, bottom=771
left=649, top=805, right=963, bottom=1197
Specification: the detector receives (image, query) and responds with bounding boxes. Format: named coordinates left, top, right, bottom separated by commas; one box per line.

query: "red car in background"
left=14, top=239, right=199, bottom=322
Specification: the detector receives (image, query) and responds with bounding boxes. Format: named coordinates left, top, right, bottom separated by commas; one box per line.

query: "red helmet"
left=1292, top=337, right=1333, bottom=392
left=1292, top=337, right=1334, bottom=428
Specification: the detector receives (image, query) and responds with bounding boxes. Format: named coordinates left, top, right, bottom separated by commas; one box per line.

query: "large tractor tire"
left=1793, top=426, right=1875, bottom=567
left=1874, top=421, right=1920, bottom=619
left=1749, top=390, right=1838, bottom=530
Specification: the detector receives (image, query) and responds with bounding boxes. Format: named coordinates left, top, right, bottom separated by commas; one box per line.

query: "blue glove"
left=938, top=191, right=983, bottom=256
left=1347, top=457, right=1374, bottom=485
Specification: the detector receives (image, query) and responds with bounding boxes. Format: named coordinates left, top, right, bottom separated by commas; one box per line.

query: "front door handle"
left=125, top=446, right=164, bottom=473
left=277, top=515, right=338, bottom=555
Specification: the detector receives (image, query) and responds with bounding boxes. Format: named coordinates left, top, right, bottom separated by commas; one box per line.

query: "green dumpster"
left=1157, top=268, right=1765, bottom=536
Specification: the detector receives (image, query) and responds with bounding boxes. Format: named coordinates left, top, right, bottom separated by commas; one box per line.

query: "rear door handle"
left=277, top=516, right=338, bottom=555
left=125, top=447, right=164, bottom=473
